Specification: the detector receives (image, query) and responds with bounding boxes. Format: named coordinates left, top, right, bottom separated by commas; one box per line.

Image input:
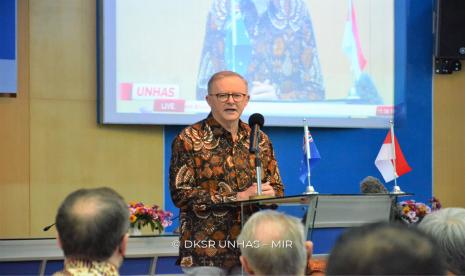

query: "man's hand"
left=237, top=184, right=258, bottom=201
left=237, top=182, right=276, bottom=201
left=250, top=80, right=278, bottom=101
left=261, top=182, right=276, bottom=196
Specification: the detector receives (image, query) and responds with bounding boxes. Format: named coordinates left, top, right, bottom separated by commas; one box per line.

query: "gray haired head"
left=419, top=207, right=465, bottom=275
left=360, top=176, right=388, bottom=194
left=237, top=210, right=307, bottom=275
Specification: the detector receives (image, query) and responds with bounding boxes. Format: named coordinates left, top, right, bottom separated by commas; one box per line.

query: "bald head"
left=55, top=187, right=129, bottom=261
left=72, top=196, right=100, bottom=217
left=253, top=217, right=287, bottom=244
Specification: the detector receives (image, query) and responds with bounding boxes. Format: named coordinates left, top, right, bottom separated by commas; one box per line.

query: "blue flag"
left=299, top=132, right=321, bottom=185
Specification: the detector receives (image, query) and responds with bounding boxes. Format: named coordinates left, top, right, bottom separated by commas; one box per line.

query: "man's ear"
left=305, top=240, right=313, bottom=265
left=119, top=233, right=129, bottom=257
left=205, top=95, right=213, bottom=108
left=56, top=233, right=63, bottom=249
left=240, top=255, right=254, bottom=275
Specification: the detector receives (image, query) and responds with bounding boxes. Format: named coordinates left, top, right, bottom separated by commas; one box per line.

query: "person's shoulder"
left=188, top=118, right=208, bottom=132
left=174, top=118, right=208, bottom=141
left=239, top=120, right=272, bottom=141
left=259, top=128, right=271, bottom=141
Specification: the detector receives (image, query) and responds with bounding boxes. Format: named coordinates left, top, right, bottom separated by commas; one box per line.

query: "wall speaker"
left=434, top=0, right=465, bottom=59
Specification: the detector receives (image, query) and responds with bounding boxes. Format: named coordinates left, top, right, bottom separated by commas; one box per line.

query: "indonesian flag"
left=375, top=130, right=412, bottom=182
left=342, top=0, right=367, bottom=79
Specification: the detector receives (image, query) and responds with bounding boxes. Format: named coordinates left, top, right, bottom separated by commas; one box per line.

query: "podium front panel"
left=236, top=194, right=395, bottom=254
left=313, top=195, right=392, bottom=228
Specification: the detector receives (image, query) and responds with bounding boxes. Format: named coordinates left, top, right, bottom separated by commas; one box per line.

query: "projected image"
left=196, top=0, right=325, bottom=102
left=100, top=0, right=394, bottom=127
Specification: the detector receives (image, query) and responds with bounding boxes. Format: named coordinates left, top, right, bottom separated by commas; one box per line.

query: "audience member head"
left=326, top=222, right=446, bottom=275
left=419, top=207, right=465, bottom=275
left=237, top=210, right=312, bottom=276
left=360, top=176, right=399, bottom=221
left=55, top=187, right=130, bottom=266
left=360, top=176, right=387, bottom=194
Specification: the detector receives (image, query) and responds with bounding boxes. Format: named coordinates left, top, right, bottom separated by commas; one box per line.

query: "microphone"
left=248, top=113, right=264, bottom=153
left=248, top=113, right=265, bottom=197
left=43, top=223, right=56, bottom=232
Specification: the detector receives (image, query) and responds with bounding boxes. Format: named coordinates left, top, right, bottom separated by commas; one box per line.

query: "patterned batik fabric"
left=196, top=0, right=325, bottom=101
left=52, top=259, right=119, bottom=276
left=246, top=0, right=325, bottom=101
left=169, top=114, right=284, bottom=269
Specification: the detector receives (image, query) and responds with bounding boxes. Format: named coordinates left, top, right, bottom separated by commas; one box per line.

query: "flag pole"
left=230, top=0, right=237, bottom=72
left=390, top=120, right=403, bottom=194
left=303, top=119, right=318, bottom=194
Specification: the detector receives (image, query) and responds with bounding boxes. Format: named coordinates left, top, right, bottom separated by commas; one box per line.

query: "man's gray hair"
left=207, top=71, right=248, bottom=94
left=237, top=210, right=307, bottom=275
left=419, top=207, right=465, bottom=275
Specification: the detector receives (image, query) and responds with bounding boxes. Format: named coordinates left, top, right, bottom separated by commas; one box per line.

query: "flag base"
left=303, top=185, right=319, bottom=195
left=390, top=185, right=405, bottom=194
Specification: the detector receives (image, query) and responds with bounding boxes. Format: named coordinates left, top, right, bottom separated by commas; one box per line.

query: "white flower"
left=407, top=211, right=417, bottom=220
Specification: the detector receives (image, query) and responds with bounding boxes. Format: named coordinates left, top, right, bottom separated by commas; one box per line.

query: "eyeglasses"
left=209, top=93, right=248, bottom=103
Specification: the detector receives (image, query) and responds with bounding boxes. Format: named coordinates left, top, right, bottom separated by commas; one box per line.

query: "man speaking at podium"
left=169, top=71, right=284, bottom=275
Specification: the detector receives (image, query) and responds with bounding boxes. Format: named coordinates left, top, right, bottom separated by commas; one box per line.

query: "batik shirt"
left=196, top=0, right=325, bottom=101
left=247, top=0, right=325, bottom=101
left=52, top=259, right=119, bottom=276
left=169, top=114, right=284, bottom=269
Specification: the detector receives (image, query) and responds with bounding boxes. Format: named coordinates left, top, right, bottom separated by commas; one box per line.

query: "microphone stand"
left=250, top=128, right=273, bottom=200
left=255, top=150, right=262, bottom=197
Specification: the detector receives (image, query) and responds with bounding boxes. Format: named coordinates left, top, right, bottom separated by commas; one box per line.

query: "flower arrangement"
left=128, top=202, right=173, bottom=234
left=397, top=197, right=441, bottom=224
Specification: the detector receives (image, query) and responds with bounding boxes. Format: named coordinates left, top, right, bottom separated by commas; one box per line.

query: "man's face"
left=206, top=76, right=249, bottom=126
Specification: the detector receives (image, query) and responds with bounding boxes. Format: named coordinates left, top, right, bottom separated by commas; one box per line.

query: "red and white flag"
left=375, top=130, right=412, bottom=182
left=342, top=0, right=367, bottom=79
